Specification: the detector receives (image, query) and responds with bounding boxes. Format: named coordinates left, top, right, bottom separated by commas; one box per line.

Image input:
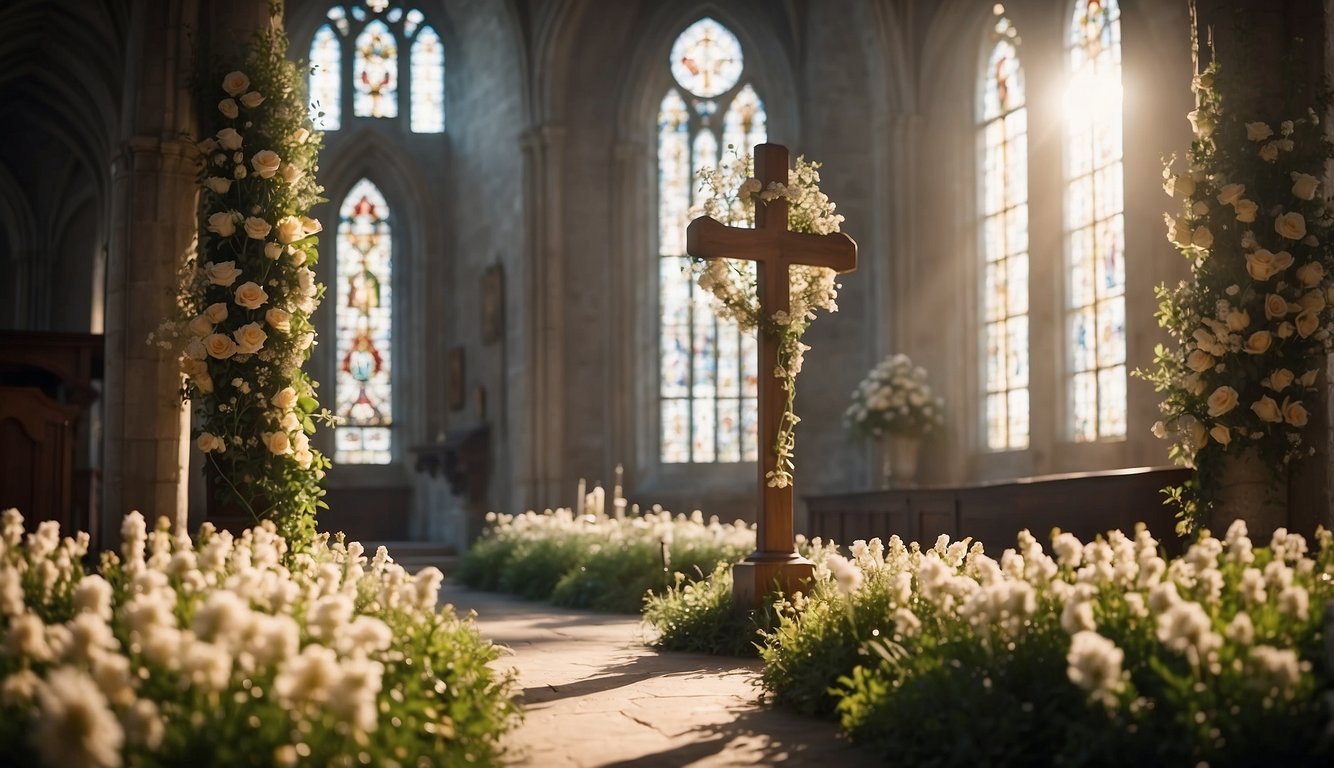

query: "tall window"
left=335, top=179, right=394, bottom=464
left=307, top=3, right=445, bottom=133
left=1064, top=0, right=1126, bottom=441
left=980, top=9, right=1029, bottom=451
left=658, top=18, right=766, bottom=463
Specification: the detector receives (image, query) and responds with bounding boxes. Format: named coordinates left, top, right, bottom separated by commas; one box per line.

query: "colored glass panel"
left=410, top=25, right=444, bottom=133
left=309, top=24, right=341, bottom=130
left=335, top=179, right=393, bottom=464
left=1065, top=0, right=1125, bottom=441
left=723, top=83, right=766, bottom=153
left=980, top=12, right=1029, bottom=450
left=354, top=19, right=398, bottom=118
left=669, top=18, right=743, bottom=98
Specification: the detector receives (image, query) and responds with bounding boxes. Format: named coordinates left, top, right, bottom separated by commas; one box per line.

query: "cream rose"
left=301, top=216, right=323, bottom=236
left=197, top=433, right=225, bottom=453
left=206, top=211, right=238, bottom=238
left=1242, top=330, right=1272, bottom=355
left=276, top=215, right=304, bottom=244
left=187, top=314, right=213, bottom=337
left=222, top=71, right=250, bottom=96
left=194, top=372, right=214, bottom=394
left=251, top=150, right=281, bottom=179
left=1191, top=200, right=1210, bottom=217
left=1299, top=369, right=1320, bottom=387
left=216, top=127, right=243, bottom=151
left=293, top=432, right=310, bottom=453
left=1235, top=199, right=1259, bottom=222
left=1245, top=122, right=1273, bottom=141
left=297, top=267, right=316, bottom=295
left=1209, top=424, right=1231, bottom=446
left=1295, top=308, right=1320, bottom=338
left=1216, top=183, right=1246, bottom=206
left=265, top=308, right=291, bottom=332
left=1283, top=398, right=1309, bottom=427
left=1190, top=419, right=1208, bottom=449
left=204, top=177, right=231, bottom=195
left=263, top=431, right=291, bottom=455
left=280, top=163, right=304, bottom=185
left=1291, top=172, right=1320, bottom=200
left=1245, top=250, right=1281, bottom=281
left=1274, top=250, right=1295, bottom=271
left=1266, top=369, right=1295, bottom=392
left=218, top=98, right=238, bottom=119
left=184, top=338, right=206, bottom=361
left=1207, top=386, right=1239, bottom=417
left=1225, top=309, right=1249, bottom=331
left=1174, top=175, right=1196, bottom=198
left=239, top=91, right=264, bottom=109
left=243, top=216, right=272, bottom=240
left=1251, top=396, right=1282, bottom=423
left=291, top=248, right=308, bottom=266
left=1259, top=142, right=1279, bottom=162
left=293, top=127, right=311, bottom=144
left=281, top=412, right=301, bottom=432
left=1275, top=211, right=1307, bottom=240
left=271, top=386, right=298, bottom=411
left=204, top=333, right=237, bottom=360
left=233, top=322, right=267, bottom=354
left=233, top=164, right=247, bottom=180
left=264, top=242, right=283, bottom=260
left=204, top=302, right=229, bottom=323
left=1188, top=109, right=1214, bottom=138
left=1191, top=226, right=1214, bottom=249
left=1186, top=349, right=1215, bottom=373
left=1264, top=293, right=1289, bottom=319
left=294, top=449, right=313, bottom=470
left=1296, top=261, right=1324, bottom=287
left=234, top=281, right=268, bottom=310
left=1300, top=290, right=1326, bottom=312
left=1277, top=321, right=1296, bottom=339
left=206, top=261, right=242, bottom=287
left=1165, top=215, right=1188, bottom=247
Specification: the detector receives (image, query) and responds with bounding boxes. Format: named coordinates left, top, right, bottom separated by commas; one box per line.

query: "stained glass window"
left=354, top=19, right=398, bottom=118
left=658, top=18, right=764, bottom=464
left=335, top=179, right=394, bottom=464
left=410, top=26, right=444, bottom=133
left=1065, top=0, right=1125, bottom=441
left=980, top=10, right=1029, bottom=451
left=309, top=24, right=341, bottom=130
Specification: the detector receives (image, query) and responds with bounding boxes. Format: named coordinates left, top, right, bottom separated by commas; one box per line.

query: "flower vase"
left=1208, top=447, right=1287, bottom=541
left=880, top=434, right=922, bottom=488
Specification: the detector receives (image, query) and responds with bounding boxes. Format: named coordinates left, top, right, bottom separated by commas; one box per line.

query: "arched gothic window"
left=1064, top=0, right=1126, bottom=441
left=658, top=17, right=767, bottom=464
left=980, top=10, right=1029, bottom=451
left=334, top=179, right=394, bottom=464
left=308, top=3, right=444, bottom=133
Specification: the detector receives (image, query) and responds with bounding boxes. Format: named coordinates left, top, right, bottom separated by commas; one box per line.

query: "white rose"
left=1266, top=369, right=1295, bottom=391
left=1251, top=396, right=1282, bottom=423
left=276, top=215, right=304, bottom=244
left=1291, top=172, right=1319, bottom=200
left=1275, top=211, right=1306, bottom=241
left=294, top=449, right=313, bottom=469
left=233, top=322, right=267, bottom=354
left=204, top=333, right=237, bottom=359
left=261, top=242, right=281, bottom=261
left=218, top=98, right=238, bottom=119
left=222, top=71, right=250, bottom=96
left=301, top=216, right=323, bottom=236
left=1165, top=215, right=1188, bottom=247
left=265, top=308, right=291, bottom=332
left=216, top=127, right=243, bottom=151
left=298, top=331, right=314, bottom=350
left=187, top=314, right=213, bottom=337
left=1186, top=349, right=1214, bottom=373
left=251, top=150, right=281, bottom=179
left=233, top=281, right=268, bottom=310
left=1296, top=260, right=1325, bottom=287
left=291, top=248, right=308, bottom=266
left=239, top=91, right=265, bottom=109
left=293, top=432, right=309, bottom=453
left=1174, top=174, right=1196, bottom=198
left=1191, top=226, right=1214, bottom=249
left=281, top=412, right=301, bottom=432
left=280, top=163, right=304, bottom=185
left=243, top=216, right=271, bottom=240
left=1187, top=109, right=1214, bottom=138
left=1283, top=398, right=1309, bottom=427
left=1277, top=321, right=1296, bottom=339
left=1216, top=183, right=1246, bottom=206
left=297, top=267, right=316, bottom=294
left=206, top=211, right=238, bottom=238
left=1191, top=200, right=1210, bottom=217
left=204, top=177, right=231, bottom=195
left=197, top=433, right=225, bottom=453
left=1242, top=330, right=1272, bottom=355
left=1235, top=199, right=1259, bottom=222
left=205, top=261, right=242, bottom=287
left=263, top=431, right=291, bottom=455
left=1210, top=424, right=1231, bottom=446
left=1207, top=386, right=1239, bottom=417
left=1245, top=122, right=1273, bottom=141
left=271, top=386, right=298, bottom=411
left=1245, top=249, right=1281, bottom=281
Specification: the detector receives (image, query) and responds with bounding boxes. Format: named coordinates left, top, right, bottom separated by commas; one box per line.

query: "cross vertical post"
left=686, top=143, right=858, bottom=607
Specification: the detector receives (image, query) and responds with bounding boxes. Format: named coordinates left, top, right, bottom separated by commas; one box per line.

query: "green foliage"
left=642, top=564, right=767, bottom=657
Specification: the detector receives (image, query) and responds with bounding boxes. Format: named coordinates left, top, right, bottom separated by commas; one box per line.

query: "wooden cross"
left=686, top=143, right=858, bottom=606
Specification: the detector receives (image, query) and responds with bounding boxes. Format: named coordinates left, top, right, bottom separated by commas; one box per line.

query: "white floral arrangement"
left=844, top=353, right=945, bottom=439
left=691, top=152, right=845, bottom=488
left=151, top=26, right=330, bottom=545
left=1142, top=52, right=1334, bottom=533
left=0, top=509, right=517, bottom=767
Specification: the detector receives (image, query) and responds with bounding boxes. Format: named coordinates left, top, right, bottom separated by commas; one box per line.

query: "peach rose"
left=1296, top=261, right=1325, bottom=287
left=218, top=98, right=238, bottom=119
left=1209, top=424, right=1232, bottom=446
left=1242, top=330, right=1272, bottom=355
left=1225, top=309, right=1249, bottom=331
left=271, top=386, right=298, bottom=411
left=1295, top=309, right=1320, bottom=338
left=234, top=281, right=268, bottom=310
left=1216, top=183, right=1246, bottom=206
left=239, top=91, right=265, bottom=109
left=276, top=215, right=304, bottom=244
left=222, top=71, right=250, bottom=96
left=1275, top=211, right=1307, bottom=241
left=206, top=261, right=242, bottom=287
left=197, top=432, right=226, bottom=453
left=1251, top=395, right=1282, bottom=423
left=207, top=211, right=238, bottom=238
left=1206, top=386, right=1239, bottom=417
left=1283, top=397, right=1309, bottom=427
left=233, top=322, right=267, bottom=354
left=204, top=333, right=237, bottom=360
left=251, top=150, right=281, bottom=179
left=243, top=216, right=271, bottom=240
left=1245, top=249, right=1281, bottom=281
left=1266, top=368, right=1295, bottom=392
left=1186, top=349, right=1214, bottom=372
left=265, top=308, right=291, bottom=332
left=204, top=177, right=231, bottom=195
left=187, top=314, right=213, bottom=337
left=1264, top=293, right=1289, bottom=319
left=1291, top=172, right=1320, bottom=200
left=263, top=431, right=291, bottom=455
left=216, top=127, right=243, bottom=151
left=204, top=302, right=228, bottom=323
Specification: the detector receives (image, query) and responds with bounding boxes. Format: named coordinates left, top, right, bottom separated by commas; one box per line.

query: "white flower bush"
left=844, top=353, right=945, bottom=438
left=0, top=510, right=517, bottom=767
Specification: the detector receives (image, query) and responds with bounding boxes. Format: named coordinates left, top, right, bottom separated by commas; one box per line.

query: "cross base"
left=731, top=554, right=815, bottom=610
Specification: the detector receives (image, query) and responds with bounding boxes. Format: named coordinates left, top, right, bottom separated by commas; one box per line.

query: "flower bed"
left=455, top=506, right=755, bottom=613
left=0, top=510, right=518, bottom=768
left=644, top=522, right=1334, bottom=766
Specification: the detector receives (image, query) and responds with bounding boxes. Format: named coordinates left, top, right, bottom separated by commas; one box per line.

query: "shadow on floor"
left=522, top=652, right=756, bottom=705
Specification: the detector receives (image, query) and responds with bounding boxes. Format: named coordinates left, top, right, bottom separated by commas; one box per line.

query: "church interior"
left=1, top=0, right=1330, bottom=555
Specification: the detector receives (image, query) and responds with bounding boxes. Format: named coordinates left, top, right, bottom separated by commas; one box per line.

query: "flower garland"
left=844, top=353, right=945, bottom=439
left=691, top=153, right=844, bottom=488
left=152, top=26, right=329, bottom=546
left=1141, top=56, right=1334, bottom=533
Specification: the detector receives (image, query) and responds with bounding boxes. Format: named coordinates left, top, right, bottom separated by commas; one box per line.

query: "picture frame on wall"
left=481, top=264, right=503, bottom=345
left=448, top=346, right=465, bottom=411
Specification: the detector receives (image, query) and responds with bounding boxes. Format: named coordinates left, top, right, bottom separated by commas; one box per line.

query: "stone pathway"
left=441, top=584, right=880, bottom=768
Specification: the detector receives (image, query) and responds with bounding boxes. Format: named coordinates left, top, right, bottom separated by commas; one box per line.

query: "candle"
left=575, top=478, right=586, bottom=516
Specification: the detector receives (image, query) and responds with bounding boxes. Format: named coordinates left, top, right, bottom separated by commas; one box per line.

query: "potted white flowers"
left=845, top=353, right=945, bottom=487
